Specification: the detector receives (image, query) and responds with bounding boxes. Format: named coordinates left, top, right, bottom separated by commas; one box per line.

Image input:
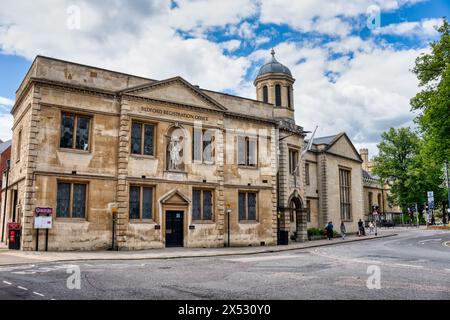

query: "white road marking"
left=418, top=239, right=442, bottom=245
left=3, top=281, right=12, bottom=285
left=33, top=292, right=44, bottom=297
left=17, top=286, right=28, bottom=291
left=225, top=255, right=298, bottom=262
left=394, top=263, right=424, bottom=269
left=443, top=241, right=450, bottom=248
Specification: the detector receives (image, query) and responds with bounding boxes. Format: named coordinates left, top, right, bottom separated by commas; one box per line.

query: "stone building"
left=0, top=51, right=308, bottom=251
left=0, top=139, right=12, bottom=243
left=302, top=133, right=365, bottom=234
left=360, top=148, right=402, bottom=222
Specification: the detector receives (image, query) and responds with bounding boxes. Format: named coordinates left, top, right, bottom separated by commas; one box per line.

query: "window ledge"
left=130, top=154, right=156, bottom=160
left=55, top=218, right=88, bottom=223
left=192, top=220, right=215, bottom=225
left=58, top=148, right=91, bottom=155
left=238, top=221, right=259, bottom=225
left=129, top=219, right=156, bottom=225
left=238, top=166, right=259, bottom=170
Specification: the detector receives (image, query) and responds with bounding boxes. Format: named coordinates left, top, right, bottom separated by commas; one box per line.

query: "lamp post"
left=445, top=160, right=450, bottom=225
left=226, top=205, right=231, bottom=248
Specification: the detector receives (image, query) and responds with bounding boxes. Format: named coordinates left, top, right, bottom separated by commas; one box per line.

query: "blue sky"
left=0, top=0, right=448, bottom=155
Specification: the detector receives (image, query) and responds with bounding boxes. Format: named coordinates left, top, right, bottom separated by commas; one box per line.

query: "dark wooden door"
left=165, top=211, right=184, bottom=247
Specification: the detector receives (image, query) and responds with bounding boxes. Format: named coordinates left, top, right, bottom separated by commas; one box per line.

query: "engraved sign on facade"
left=141, top=107, right=209, bottom=122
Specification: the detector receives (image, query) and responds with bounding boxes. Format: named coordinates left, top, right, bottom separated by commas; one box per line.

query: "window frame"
left=238, top=191, right=258, bottom=222
left=129, top=185, right=155, bottom=222
left=339, top=168, right=352, bottom=221
left=56, top=181, right=88, bottom=220
left=16, top=129, right=22, bottom=163
left=262, top=85, right=269, bottom=103
left=287, top=85, right=292, bottom=109
left=192, top=189, right=214, bottom=222
left=59, top=112, right=92, bottom=152
left=275, top=84, right=282, bottom=107
left=237, top=136, right=258, bottom=168
left=130, top=121, right=156, bottom=157
left=306, top=200, right=311, bottom=222
left=192, top=128, right=215, bottom=164
left=305, top=163, right=310, bottom=185
left=289, top=149, right=299, bottom=176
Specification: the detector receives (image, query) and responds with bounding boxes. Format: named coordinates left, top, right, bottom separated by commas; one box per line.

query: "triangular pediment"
left=326, top=133, right=363, bottom=162
left=122, top=77, right=226, bottom=111
left=160, top=189, right=191, bottom=206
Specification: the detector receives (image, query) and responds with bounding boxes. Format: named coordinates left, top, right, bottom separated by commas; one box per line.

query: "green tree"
left=372, top=128, right=420, bottom=212
left=411, top=18, right=450, bottom=164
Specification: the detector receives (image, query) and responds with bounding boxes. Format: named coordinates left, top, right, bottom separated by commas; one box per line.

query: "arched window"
left=275, top=84, right=282, bottom=107
left=287, top=86, right=292, bottom=109
left=262, top=85, right=268, bottom=103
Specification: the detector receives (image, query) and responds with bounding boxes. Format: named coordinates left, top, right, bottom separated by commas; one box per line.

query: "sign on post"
left=34, top=216, right=52, bottom=229
left=427, top=191, right=434, bottom=209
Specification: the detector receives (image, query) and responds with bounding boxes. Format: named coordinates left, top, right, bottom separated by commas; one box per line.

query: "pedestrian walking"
left=340, top=221, right=346, bottom=240
left=325, top=221, right=334, bottom=240
left=358, top=219, right=365, bottom=236
left=368, top=221, right=374, bottom=234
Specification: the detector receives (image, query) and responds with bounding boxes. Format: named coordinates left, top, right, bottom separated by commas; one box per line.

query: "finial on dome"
left=271, top=48, right=276, bottom=60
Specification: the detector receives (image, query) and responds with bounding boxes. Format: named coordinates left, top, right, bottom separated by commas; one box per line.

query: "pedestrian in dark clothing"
left=358, top=219, right=365, bottom=236
left=325, top=221, right=334, bottom=240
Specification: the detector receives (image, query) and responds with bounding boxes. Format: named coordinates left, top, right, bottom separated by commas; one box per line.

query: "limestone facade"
left=1, top=54, right=308, bottom=251
left=303, top=133, right=365, bottom=234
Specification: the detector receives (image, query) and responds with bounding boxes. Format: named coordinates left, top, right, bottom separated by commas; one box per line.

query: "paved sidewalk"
left=0, top=232, right=398, bottom=266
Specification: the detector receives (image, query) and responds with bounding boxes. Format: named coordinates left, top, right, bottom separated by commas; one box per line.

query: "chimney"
left=360, top=148, right=369, bottom=171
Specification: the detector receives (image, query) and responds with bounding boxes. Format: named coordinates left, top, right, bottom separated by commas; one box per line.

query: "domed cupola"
left=256, top=49, right=292, bottom=79
left=254, top=49, right=296, bottom=121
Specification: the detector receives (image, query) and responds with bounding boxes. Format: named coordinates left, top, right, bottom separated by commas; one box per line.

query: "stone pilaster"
left=216, top=123, right=225, bottom=246
left=270, top=128, right=278, bottom=242
left=277, top=136, right=289, bottom=231
left=116, top=99, right=131, bottom=250
left=21, top=86, right=41, bottom=251
left=318, top=153, right=328, bottom=227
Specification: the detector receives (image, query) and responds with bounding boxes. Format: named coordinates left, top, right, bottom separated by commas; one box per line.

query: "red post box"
left=7, top=223, right=21, bottom=250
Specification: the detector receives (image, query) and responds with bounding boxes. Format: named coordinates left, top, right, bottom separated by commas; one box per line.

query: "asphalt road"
left=0, top=229, right=449, bottom=300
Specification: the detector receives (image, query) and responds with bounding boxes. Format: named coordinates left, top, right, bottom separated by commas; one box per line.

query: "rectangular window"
left=60, top=113, right=91, bottom=151
left=193, top=128, right=214, bottom=163
left=131, top=122, right=155, bottom=156
left=129, top=186, right=153, bottom=221
left=339, top=169, right=351, bottom=221
left=306, top=200, right=311, bottom=222
left=192, top=189, right=213, bottom=221
left=16, top=130, right=22, bottom=162
left=289, top=149, right=299, bottom=175
left=368, top=192, right=373, bottom=213
left=305, top=163, right=310, bottom=185
left=238, top=192, right=258, bottom=221
left=56, top=182, right=87, bottom=219
left=238, top=136, right=257, bottom=167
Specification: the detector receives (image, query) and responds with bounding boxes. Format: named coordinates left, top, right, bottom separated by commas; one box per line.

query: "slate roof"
left=0, top=140, right=11, bottom=154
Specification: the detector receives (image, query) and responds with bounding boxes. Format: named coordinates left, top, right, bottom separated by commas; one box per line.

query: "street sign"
left=34, top=216, right=52, bottom=229
left=427, top=191, right=434, bottom=209
left=35, top=207, right=53, bottom=216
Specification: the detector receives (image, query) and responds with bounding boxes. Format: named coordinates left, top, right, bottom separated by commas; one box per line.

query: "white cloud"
left=0, top=97, right=14, bottom=106
left=374, top=18, right=443, bottom=37
left=258, top=0, right=425, bottom=36
left=0, top=0, right=436, bottom=154
left=0, top=114, right=13, bottom=141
